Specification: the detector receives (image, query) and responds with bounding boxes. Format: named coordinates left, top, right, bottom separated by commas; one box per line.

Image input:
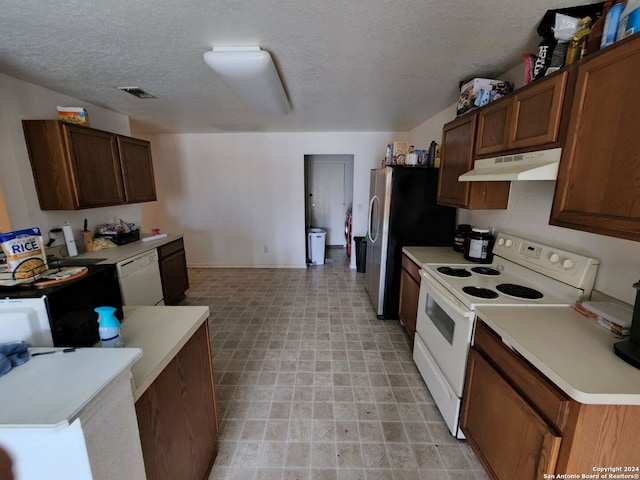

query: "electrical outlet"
left=263, top=245, right=268, bottom=254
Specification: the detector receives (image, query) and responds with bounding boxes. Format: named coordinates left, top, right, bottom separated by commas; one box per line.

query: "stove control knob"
left=562, top=258, right=575, bottom=270
left=549, top=253, right=560, bottom=264
left=497, top=238, right=505, bottom=246
left=505, top=239, right=513, bottom=247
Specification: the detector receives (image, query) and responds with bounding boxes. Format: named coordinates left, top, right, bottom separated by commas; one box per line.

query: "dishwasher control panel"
left=116, top=249, right=159, bottom=277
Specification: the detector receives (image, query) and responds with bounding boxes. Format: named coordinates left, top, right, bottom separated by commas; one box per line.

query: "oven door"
left=415, top=269, right=474, bottom=397
left=414, top=270, right=474, bottom=439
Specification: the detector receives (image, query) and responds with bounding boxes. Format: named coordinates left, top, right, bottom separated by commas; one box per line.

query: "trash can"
left=307, top=228, right=326, bottom=265
left=354, top=236, right=366, bottom=273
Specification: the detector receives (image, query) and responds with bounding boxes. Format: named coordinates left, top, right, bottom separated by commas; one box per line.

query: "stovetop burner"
left=437, top=267, right=471, bottom=278
left=470, top=266, right=501, bottom=276
left=462, top=286, right=499, bottom=299
left=496, top=283, right=544, bottom=300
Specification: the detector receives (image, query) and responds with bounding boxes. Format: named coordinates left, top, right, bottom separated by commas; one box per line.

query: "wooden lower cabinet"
left=158, top=238, right=190, bottom=305
left=462, top=349, right=561, bottom=479
left=135, top=322, right=218, bottom=480
left=463, top=320, right=640, bottom=479
left=398, top=254, right=420, bottom=342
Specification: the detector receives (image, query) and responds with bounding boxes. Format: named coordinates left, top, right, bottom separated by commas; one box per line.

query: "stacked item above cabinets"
left=437, top=34, right=640, bottom=245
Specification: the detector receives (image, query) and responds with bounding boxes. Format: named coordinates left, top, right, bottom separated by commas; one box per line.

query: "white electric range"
left=413, top=232, right=600, bottom=438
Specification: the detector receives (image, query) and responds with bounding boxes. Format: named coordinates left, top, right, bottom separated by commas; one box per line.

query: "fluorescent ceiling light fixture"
left=203, top=46, right=290, bottom=116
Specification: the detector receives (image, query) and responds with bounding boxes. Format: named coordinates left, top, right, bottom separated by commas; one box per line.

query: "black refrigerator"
left=365, top=166, right=456, bottom=319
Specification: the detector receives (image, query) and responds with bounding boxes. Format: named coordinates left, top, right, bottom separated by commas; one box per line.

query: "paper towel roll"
left=62, top=223, right=78, bottom=257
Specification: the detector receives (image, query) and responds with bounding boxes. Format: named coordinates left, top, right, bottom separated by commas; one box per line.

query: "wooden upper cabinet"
left=438, top=114, right=510, bottom=210
left=117, top=135, right=157, bottom=203
left=550, top=35, right=640, bottom=241
left=474, top=99, right=512, bottom=155
left=23, top=120, right=156, bottom=210
left=475, top=70, right=570, bottom=157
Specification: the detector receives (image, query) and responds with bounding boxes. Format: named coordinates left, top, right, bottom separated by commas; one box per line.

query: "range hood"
left=458, top=148, right=562, bottom=182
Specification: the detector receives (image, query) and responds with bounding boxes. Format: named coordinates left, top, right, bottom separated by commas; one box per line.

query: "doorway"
left=304, top=155, right=354, bottom=260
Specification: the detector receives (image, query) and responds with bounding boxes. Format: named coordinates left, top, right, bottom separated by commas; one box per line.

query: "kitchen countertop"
left=402, top=246, right=468, bottom=266
left=475, top=305, right=640, bottom=405
left=72, top=233, right=183, bottom=264
left=0, top=305, right=209, bottom=427
left=120, top=305, right=210, bottom=401
left=0, top=347, right=141, bottom=427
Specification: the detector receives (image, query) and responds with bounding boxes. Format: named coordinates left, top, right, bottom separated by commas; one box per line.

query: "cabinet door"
left=475, top=99, right=511, bottom=156
left=461, top=349, right=561, bottom=480
left=158, top=239, right=190, bottom=305
left=398, top=255, right=420, bottom=345
left=23, top=120, right=76, bottom=210
left=509, top=71, right=567, bottom=149
left=438, top=115, right=476, bottom=207
left=550, top=35, right=640, bottom=241
left=64, top=125, right=125, bottom=208
left=136, top=322, right=218, bottom=480
left=438, top=115, right=510, bottom=210
left=117, top=136, right=157, bottom=203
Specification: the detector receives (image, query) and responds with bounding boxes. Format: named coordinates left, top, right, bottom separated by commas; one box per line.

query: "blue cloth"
left=0, top=342, right=31, bottom=377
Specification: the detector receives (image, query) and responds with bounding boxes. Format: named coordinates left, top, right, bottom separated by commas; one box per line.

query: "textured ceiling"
left=0, top=0, right=586, bottom=134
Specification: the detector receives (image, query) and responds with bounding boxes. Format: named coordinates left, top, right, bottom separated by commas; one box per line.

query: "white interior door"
left=308, top=160, right=346, bottom=246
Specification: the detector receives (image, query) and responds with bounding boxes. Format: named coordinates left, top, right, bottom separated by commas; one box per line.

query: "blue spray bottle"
left=95, top=306, right=124, bottom=348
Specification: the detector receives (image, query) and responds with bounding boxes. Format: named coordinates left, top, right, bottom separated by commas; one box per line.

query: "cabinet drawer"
left=473, top=320, right=570, bottom=432
left=401, top=254, right=421, bottom=283
left=158, top=238, right=184, bottom=258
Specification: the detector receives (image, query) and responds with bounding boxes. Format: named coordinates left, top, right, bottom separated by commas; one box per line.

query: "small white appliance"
left=0, top=297, right=54, bottom=346
left=413, top=232, right=599, bottom=438
left=116, top=250, right=164, bottom=306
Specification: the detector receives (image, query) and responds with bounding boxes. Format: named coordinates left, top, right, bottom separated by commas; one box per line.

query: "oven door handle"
left=420, top=270, right=470, bottom=318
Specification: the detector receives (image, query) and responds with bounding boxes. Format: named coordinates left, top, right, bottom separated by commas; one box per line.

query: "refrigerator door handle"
left=368, top=195, right=379, bottom=243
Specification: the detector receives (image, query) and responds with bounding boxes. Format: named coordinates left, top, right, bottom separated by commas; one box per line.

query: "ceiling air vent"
left=116, top=86, right=156, bottom=98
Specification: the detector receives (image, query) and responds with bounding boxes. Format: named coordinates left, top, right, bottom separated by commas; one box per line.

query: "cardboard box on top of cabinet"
left=385, top=142, right=410, bottom=166
left=56, top=106, right=90, bottom=126
left=457, top=78, right=513, bottom=116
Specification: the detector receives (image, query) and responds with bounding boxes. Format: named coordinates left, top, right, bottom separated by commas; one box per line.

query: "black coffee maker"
left=614, top=280, right=640, bottom=369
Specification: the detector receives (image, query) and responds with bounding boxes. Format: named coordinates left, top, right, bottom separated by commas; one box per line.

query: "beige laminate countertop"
left=475, top=305, right=640, bottom=405
left=402, top=246, right=468, bottom=266
left=120, top=305, right=210, bottom=401
left=0, top=347, right=141, bottom=427
left=71, top=233, right=184, bottom=264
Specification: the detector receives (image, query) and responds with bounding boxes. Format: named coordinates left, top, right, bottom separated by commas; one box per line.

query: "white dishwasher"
left=116, top=250, right=164, bottom=306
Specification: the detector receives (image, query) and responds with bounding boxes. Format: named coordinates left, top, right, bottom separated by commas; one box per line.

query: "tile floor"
left=181, top=248, right=488, bottom=480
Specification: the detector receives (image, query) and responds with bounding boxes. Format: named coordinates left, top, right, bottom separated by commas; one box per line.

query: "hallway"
left=181, top=248, right=487, bottom=480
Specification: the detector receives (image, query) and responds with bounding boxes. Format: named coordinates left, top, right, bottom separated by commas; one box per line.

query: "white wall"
left=0, top=74, right=142, bottom=245
left=138, top=132, right=404, bottom=268
left=408, top=66, right=640, bottom=305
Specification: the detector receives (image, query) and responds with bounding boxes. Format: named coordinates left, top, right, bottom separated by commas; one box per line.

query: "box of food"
left=0, top=227, right=48, bottom=282
left=56, top=106, right=90, bottom=126
left=574, top=301, right=632, bottom=336
left=386, top=141, right=410, bottom=165
left=457, top=78, right=513, bottom=116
